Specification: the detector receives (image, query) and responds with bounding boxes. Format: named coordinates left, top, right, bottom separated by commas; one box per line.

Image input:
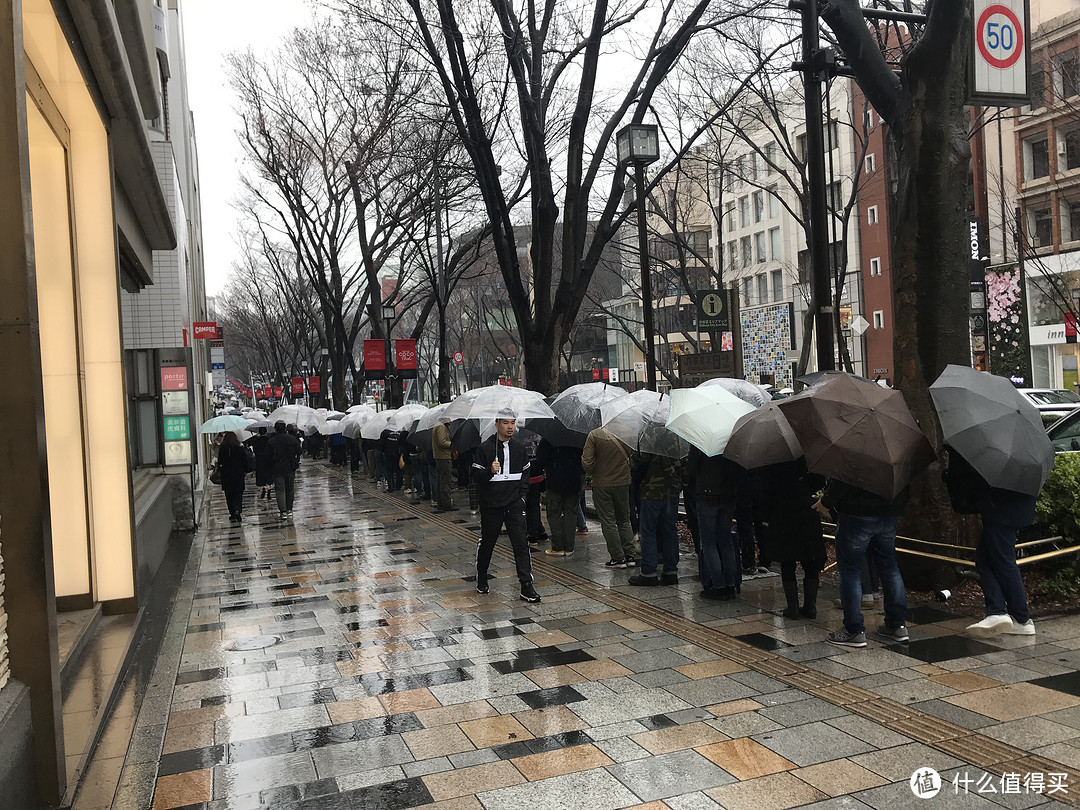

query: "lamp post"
left=382, top=304, right=396, bottom=408
left=617, top=123, right=660, bottom=391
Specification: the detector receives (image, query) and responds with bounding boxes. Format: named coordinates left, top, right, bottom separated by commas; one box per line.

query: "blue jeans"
left=639, top=497, right=680, bottom=576
left=577, top=490, right=587, bottom=530
left=976, top=520, right=1030, bottom=623
left=698, top=500, right=737, bottom=588
left=835, top=514, right=907, bottom=633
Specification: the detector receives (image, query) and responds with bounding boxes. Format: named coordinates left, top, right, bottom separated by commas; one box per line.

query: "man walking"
left=581, top=425, right=637, bottom=568
left=267, top=420, right=302, bottom=519
left=817, top=480, right=910, bottom=647
left=432, top=415, right=457, bottom=511
left=472, top=408, right=541, bottom=603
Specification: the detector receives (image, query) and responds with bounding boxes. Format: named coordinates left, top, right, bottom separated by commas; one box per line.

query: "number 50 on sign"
left=970, top=0, right=1030, bottom=106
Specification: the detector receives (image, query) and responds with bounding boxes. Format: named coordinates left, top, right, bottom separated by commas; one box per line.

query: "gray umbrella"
left=930, top=364, right=1055, bottom=496
left=723, top=402, right=803, bottom=469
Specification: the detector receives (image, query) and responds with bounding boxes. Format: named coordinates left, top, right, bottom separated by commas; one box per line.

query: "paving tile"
left=928, top=671, right=1004, bottom=692
left=850, top=741, right=964, bottom=782
left=674, top=660, right=749, bottom=679
left=595, top=736, right=652, bottom=763
left=459, top=714, right=534, bottom=748
left=613, top=650, right=694, bottom=673
left=153, top=769, right=212, bottom=809
left=212, top=751, right=317, bottom=800
left=944, top=682, right=1080, bottom=722
left=751, top=722, right=875, bottom=767
left=378, top=687, right=443, bottom=715
left=414, top=700, right=498, bottom=729
left=790, top=758, right=888, bottom=796
left=980, top=716, right=1080, bottom=749
left=705, top=699, right=765, bottom=718
left=513, top=705, right=590, bottom=737
left=310, top=734, right=414, bottom=779
left=706, top=711, right=784, bottom=739
left=821, top=715, right=913, bottom=749
left=422, top=760, right=526, bottom=801
left=402, top=724, right=476, bottom=759
left=567, top=659, right=635, bottom=680
left=695, top=737, right=795, bottom=780
left=758, top=698, right=848, bottom=727
left=663, top=675, right=760, bottom=708
left=567, top=690, right=692, bottom=727
left=631, top=723, right=729, bottom=755
left=704, top=770, right=828, bottom=810
left=478, top=767, right=641, bottom=810
left=606, top=749, right=737, bottom=802
left=511, top=742, right=613, bottom=781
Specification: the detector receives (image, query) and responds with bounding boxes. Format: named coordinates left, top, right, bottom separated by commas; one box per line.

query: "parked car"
left=1018, top=388, right=1080, bottom=428
left=1047, top=408, right=1080, bottom=453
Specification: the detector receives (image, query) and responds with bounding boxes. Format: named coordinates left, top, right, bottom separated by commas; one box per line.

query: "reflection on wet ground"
left=68, top=460, right=1080, bottom=809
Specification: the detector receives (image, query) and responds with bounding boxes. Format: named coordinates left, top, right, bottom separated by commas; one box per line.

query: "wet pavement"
left=69, top=460, right=1080, bottom=809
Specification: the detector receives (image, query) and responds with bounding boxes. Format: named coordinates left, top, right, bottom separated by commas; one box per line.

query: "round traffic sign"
left=453, top=350, right=463, bottom=364
left=977, top=4, right=1023, bottom=70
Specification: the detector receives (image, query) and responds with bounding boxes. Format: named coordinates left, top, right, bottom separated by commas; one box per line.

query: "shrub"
left=1034, top=454, right=1080, bottom=542
left=1040, top=566, right=1080, bottom=600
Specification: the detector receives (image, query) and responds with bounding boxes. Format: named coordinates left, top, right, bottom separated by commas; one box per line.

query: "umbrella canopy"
left=325, top=411, right=348, bottom=421
left=723, top=402, right=804, bottom=469
left=200, top=414, right=251, bottom=434
left=665, top=387, right=757, bottom=456
left=777, top=373, right=934, bottom=498
left=409, top=403, right=452, bottom=449
left=347, top=404, right=377, bottom=416
left=244, top=420, right=276, bottom=432
left=340, top=411, right=374, bottom=440
left=549, top=382, right=629, bottom=435
left=361, top=409, right=397, bottom=440
left=699, top=378, right=771, bottom=408
left=388, top=404, right=428, bottom=432
left=318, top=421, right=346, bottom=435
left=796, top=369, right=874, bottom=389
left=442, top=385, right=557, bottom=427
left=930, top=364, right=1055, bottom=496
left=601, top=389, right=688, bottom=458
left=267, top=404, right=324, bottom=430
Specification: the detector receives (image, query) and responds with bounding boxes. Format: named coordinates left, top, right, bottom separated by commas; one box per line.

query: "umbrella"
left=361, top=409, right=397, bottom=440
left=325, top=411, right=348, bottom=421
left=318, top=421, right=345, bottom=435
left=600, top=389, right=688, bottom=458
left=244, top=420, right=276, bottom=432
left=723, top=402, right=804, bottom=468
left=796, top=369, right=873, bottom=388
left=409, top=403, right=452, bottom=449
left=665, top=387, right=757, bottom=456
left=549, top=382, right=629, bottom=435
left=777, top=373, right=934, bottom=498
left=347, top=404, right=377, bottom=416
left=699, top=378, right=772, bottom=408
left=930, top=364, right=1055, bottom=496
left=340, top=411, right=374, bottom=440
left=267, top=404, right=324, bottom=430
left=388, top=404, right=428, bottom=432
left=200, top=415, right=251, bottom=434
left=441, top=385, right=557, bottom=427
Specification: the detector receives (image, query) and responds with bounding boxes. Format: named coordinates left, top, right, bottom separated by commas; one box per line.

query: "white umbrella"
left=549, top=382, right=628, bottom=435
left=389, top=404, right=428, bottom=431
left=666, top=387, right=757, bottom=456
left=347, top=404, right=377, bottom=416
left=409, top=403, right=452, bottom=448
left=318, top=421, right=346, bottom=435
left=267, top=404, right=324, bottom=430
left=200, top=414, right=251, bottom=433
left=361, top=409, right=398, bottom=440
left=441, top=385, right=556, bottom=428
left=325, top=410, right=348, bottom=421
left=600, top=389, right=688, bottom=458
left=699, top=378, right=772, bottom=408
left=340, top=411, right=373, bottom=439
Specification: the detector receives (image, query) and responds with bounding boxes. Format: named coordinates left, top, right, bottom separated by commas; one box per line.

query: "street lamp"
left=617, top=122, right=660, bottom=391
left=382, top=304, right=396, bottom=408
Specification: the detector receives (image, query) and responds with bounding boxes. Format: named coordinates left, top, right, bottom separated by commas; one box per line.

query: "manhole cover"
left=230, top=635, right=281, bottom=650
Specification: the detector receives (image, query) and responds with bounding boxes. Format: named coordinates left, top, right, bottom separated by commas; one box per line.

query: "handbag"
left=398, top=454, right=406, bottom=470
left=209, top=466, right=222, bottom=485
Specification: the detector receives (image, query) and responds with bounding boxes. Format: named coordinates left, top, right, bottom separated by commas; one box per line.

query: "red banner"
left=307, top=376, right=321, bottom=394
left=1067, top=312, right=1077, bottom=344
left=291, top=376, right=304, bottom=394
left=274, top=386, right=283, bottom=399
left=395, top=339, right=418, bottom=379
left=364, top=339, right=386, bottom=379
left=192, top=321, right=219, bottom=339
left=592, top=369, right=600, bottom=381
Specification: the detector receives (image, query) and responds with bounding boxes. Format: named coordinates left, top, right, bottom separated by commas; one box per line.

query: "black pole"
left=800, top=0, right=836, bottom=371
left=635, top=164, right=658, bottom=390
left=1014, top=207, right=1034, bottom=385
left=384, top=316, right=397, bottom=408
left=434, top=167, right=450, bottom=403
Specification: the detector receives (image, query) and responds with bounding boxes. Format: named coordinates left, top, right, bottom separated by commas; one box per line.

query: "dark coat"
left=472, top=434, right=530, bottom=510
left=759, top=458, right=826, bottom=566
left=216, top=444, right=247, bottom=492
left=981, top=488, right=1038, bottom=529
left=536, top=441, right=584, bottom=495
left=246, top=434, right=273, bottom=486
left=822, top=479, right=909, bottom=517
left=267, top=431, right=302, bottom=477
left=687, top=447, right=740, bottom=505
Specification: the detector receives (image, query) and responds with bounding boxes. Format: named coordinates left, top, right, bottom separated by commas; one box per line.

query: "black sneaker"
left=628, top=574, right=660, bottom=586
left=476, top=580, right=489, bottom=594
left=661, top=572, right=679, bottom=585
left=605, top=558, right=627, bottom=568
left=520, top=583, right=541, bottom=603
left=624, top=556, right=638, bottom=567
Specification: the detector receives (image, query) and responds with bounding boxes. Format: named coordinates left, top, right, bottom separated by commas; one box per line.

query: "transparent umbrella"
left=600, top=389, right=688, bottom=458
left=665, top=387, right=756, bottom=457
left=409, top=403, right=452, bottom=449
left=699, top=378, right=771, bottom=408
left=361, top=409, right=397, bottom=440
left=318, top=421, right=346, bottom=435
left=340, top=411, right=374, bottom=440
left=549, top=382, right=628, bottom=435
left=442, top=385, right=556, bottom=425
left=267, top=404, right=324, bottom=431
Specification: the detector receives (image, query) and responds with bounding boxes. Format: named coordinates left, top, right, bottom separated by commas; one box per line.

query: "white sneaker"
left=1006, top=618, right=1036, bottom=636
left=966, top=614, right=1013, bottom=638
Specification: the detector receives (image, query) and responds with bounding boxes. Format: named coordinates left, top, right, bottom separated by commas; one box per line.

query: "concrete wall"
left=0, top=682, right=38, bottom=810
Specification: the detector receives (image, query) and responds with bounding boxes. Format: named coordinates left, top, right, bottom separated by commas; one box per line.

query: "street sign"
left=850, top=315, right=870, bottom=336
left=453, top=350, right=464, bottom=364
left=970, top=0, right=1030, bottom=105
left=696, top=290, right=731, bottom=332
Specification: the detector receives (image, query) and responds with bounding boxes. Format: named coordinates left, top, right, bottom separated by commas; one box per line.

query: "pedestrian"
left=347, top=435, right=362, bottom=473
left=408, top=439, right=430, bottom=504
left=216, top=432, right=247, bottom=523
left=576, top=489, right=589, bottom=534
left=329, top=431, right=347, bottom=465
left=581, top=424, right=637, bottom=568
left=267, top=420, right=302, bottom=519
left=817, top=480, right=910, bottom=647
left=523, top=430, right=548, bottom=547
left=380, top=425, right=402, bottom=492
left=536, top=439, right=584, bottom=557
left=628, top=441, right=686, bottom=586
left=687, top=445, right=741, bottom=599
left=432, top=415, right=458, bottom=511
left=945, top=449, right=1037, bottom=637
left=759, top=458, right=825, bottom=619
left=471, top=408, right=541, bottom=603
left=245, top=426, right=273, bottom=500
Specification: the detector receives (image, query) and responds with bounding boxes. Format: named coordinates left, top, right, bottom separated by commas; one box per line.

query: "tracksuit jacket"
left=471, top=434, right=530, bottom=510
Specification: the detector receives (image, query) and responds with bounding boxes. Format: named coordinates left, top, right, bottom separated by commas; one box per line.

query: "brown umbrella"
left=776, top=374, right=935, bottom=498
left=723, top=402, right=803, bottom=469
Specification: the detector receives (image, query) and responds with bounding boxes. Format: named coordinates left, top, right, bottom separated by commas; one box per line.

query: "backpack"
left=243, top=445, right=257, bottom=474
left=942, top=445, right=987, bottom=515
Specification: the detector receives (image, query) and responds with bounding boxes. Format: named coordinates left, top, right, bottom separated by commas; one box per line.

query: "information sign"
left=970, top=0, right=1030, bottom=105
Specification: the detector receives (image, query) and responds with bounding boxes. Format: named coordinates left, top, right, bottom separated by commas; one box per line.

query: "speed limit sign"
left=453, top=350, right=463, bottom=364
left=971, top=0, right=1030, bottom=106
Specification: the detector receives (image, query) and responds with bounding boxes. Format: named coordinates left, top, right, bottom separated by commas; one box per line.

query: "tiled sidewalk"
left=72, top=461, right=1080, bottom=809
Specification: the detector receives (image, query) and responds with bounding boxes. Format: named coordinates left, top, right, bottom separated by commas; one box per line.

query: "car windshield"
left=1029, top=390, right=1080, bottom=405
left=1048, top=410, right=1080, bottom=452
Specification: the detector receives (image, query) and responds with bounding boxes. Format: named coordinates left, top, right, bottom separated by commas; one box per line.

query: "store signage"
left=608, top=367, right=619, bottom=383
left=163, top=416, right=190, bottom=441
left=1066, top=312, right=1077, bottom=344
left=160, top=366, right=188, bottom=391
left=396, top=339, right=418, bottom=379
left=192, top=321, right=219, bottom=339
left=162, top=390, right=188, bottom=416
left=274, top=386, right=283, bottom=399
left=592, top=369, right=600, bottom=381
left=364, top=339, right=386, bottom=379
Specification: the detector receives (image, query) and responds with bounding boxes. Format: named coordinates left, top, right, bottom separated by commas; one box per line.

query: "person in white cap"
left=471, top=407, right=541, bottom=602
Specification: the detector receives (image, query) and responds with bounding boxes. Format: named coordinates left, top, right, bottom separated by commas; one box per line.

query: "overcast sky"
left=181, top=0, right=312, bottom=296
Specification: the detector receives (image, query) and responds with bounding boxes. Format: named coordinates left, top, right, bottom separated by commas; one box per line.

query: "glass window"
left=870, top=257, right=881, bottom=276
left=827, top=182, right=843, bottom=213
left=1069, top=200, right=1080, bottom=242
left=1027, top=135, right=1050, bottom=180
left=769, top=227, right=781, bottom=261
left=865, top=153, right=875, bottom=173
left=771, top=269, right=783, bottom=302
left=1031, top=66, right=1045, bottom=109
left=725, top=203, right=736, bottom=232
left=873, top=310, right=884, bottom=329
left=864, top=108, right=874, bottom=130
left=1059, top=49, right=1080, bottom=99
left=741, top=278, right=751, bottom=307
left=1031, top=206, right=1053, bottom=247
left=728, top=241, right=738, bottom=270
left=741, top=235, right=752, bottom=267
left=757, top=274, right=768, bottom=304
left=764, top=142, right=776, bottom=172
left=739, top=196, right=750, bottom=228
left=1064, top=128, right=1080, bottom=171
left=755, top=232, right=766, bottom=263
left=796, top=133, right=806, bottom=162
left=825, top=120, right=839, bottom=151
left=767, top=186, right=780, bottom=218
left=753, top=191, right=764, bottom=223
left=1049, top=411, right=1080, bottom=452
left=868, top=206, right=879, bottom=225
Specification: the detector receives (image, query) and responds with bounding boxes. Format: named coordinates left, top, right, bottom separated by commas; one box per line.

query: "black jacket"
left=472, top=434, right=530, bottom=510
left=536, top=440, right=584, bottom=495
left=267, top=431, right=302, bottom=477
left=687, top=447, right=741, bottom=505
left=216, top=444, right=247, bottom=491
left=822, top=479, right=909, bottom=517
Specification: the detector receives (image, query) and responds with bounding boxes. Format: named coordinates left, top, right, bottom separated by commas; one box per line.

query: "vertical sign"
left=364, top=339, right=386, bottom=379
left=307, top=376, right=321, bottom=394
left=395, top=339, right=418, bottom=379
left=969, top=215, right=991, bottom=371
left=291, top=376, right=304, bottom=395
left=970, top=0, right=1030, bottom=105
